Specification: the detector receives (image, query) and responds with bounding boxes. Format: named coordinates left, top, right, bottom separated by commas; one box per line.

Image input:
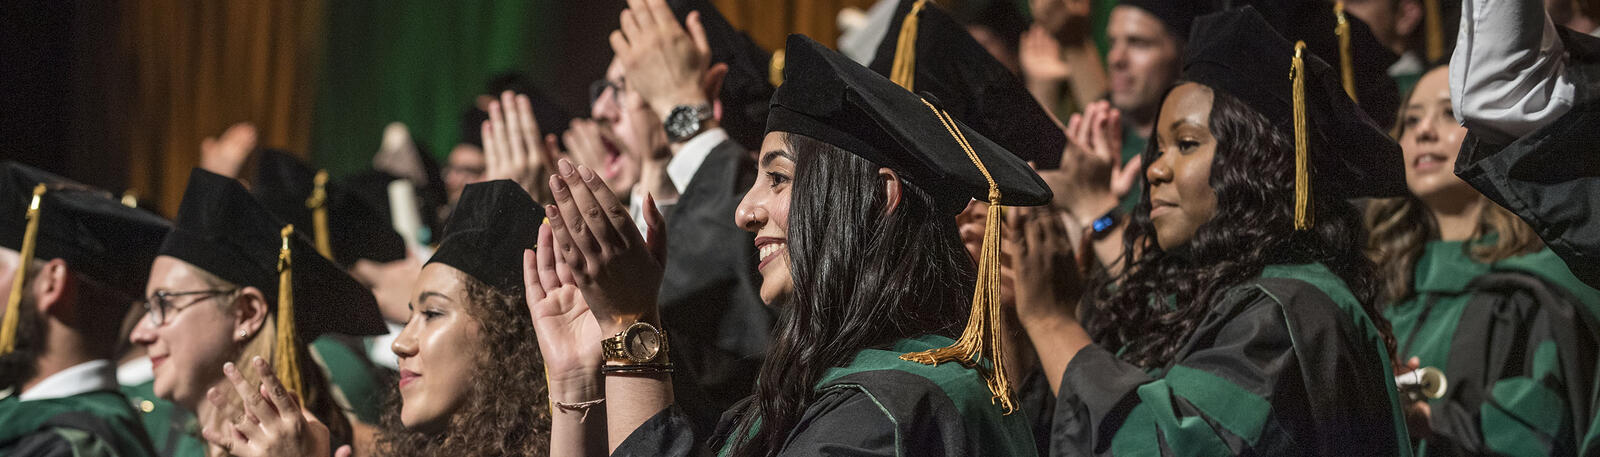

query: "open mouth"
left=755, top=236, right=787, bottom=271
left=1412, top=153, right=1448, bottom=171
left=599, top=137, right=626, bottom=180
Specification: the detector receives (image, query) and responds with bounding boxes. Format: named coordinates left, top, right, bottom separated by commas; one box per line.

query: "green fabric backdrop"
left=312, top=0, right=558, bottom=176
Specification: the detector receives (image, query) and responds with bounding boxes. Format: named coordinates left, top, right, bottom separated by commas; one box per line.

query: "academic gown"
left=612, top=335, right=1038, bottom=457
left=312, top=334, right=394, bottom=426
left=658, top=138, right=774, bottom=435
left=1386, top=241, right=1600, bottom=456
left=1052, top=263, right=1412, bottom=456
left=1455, top=27, right=1600, bottom=290
left=0, top=390, right=157, bottom=457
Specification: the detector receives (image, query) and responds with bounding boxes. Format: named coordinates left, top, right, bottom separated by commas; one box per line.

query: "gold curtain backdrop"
left=121, top=0, right=323, bottom=216
left=711, top=0, right=881, bottom=51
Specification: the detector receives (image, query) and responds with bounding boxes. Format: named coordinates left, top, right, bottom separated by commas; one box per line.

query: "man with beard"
left=0, top=162, right=166, bottom=457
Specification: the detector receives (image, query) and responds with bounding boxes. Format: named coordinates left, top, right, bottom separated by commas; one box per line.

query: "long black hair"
left=724, top=133, right=974, bottom=457
left=1083, top=86, right=1397, bottom=369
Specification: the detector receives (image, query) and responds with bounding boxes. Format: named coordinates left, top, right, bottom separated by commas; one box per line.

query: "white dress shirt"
left=630, top=127, right=728, bottom=233
left=20, top=359, right=119, bottom=401
left=1451, top=0, right=1579, bottom=144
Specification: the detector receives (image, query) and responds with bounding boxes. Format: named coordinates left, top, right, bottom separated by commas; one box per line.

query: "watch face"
left=624, top=325, right=661, bottom=361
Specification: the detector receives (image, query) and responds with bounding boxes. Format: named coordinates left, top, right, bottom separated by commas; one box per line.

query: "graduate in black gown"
left=0, top=162, right=166, bottom=457
left=1013, top=7, right=1413, bottom=456
left=528, top=33, right=1048, bottom=456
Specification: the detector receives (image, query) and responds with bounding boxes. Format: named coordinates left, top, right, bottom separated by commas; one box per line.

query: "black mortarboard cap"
left=250, top=151, right=407, bottom=266
left=1230, top=0, right=1400, bottom=128
left=0, top=162, right=170, bottom=299
left=425, top=180, right=543, bottom=292
left=1183, top=7, right=1405, bottom=200
left=158, top=168, right=387, bottom=339
left=769, top=34, right=1052, bottom=213
left=668, top=0, right=776, bottom=152
left=866, top=0, right=1066, bottom=169
left=1118, top=0, right=1217, bottom=43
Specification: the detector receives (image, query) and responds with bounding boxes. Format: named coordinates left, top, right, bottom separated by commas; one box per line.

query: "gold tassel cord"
left=0, top=185, right=46, bottom=356
left=276, top=225, right=305, bottom=404
left=1291, top=42, right=1313, bottom=231
left=1424, top=0, right=1443, bottom=62
left=769, top=49, right=786, bottom=88
left=307, top=170, right=332, bottom=259
left=888, top=0, right=929, bottom=90
left=901, top=98, right=1016, bottom=415
left=1334, top=2, right=1358, bottom=102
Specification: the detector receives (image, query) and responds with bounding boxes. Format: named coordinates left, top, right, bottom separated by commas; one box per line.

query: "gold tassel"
left=275, top=225, right=305, bottom=404
left=0, top=185, right=46, bottom=356
left=1423, top=0, right=1443, bottom=62
left=306, top=170, right=332, bottom=259
left=889, top=0, right=929, bottom=90
left=1291, top=42, right=1313, bottom=231
left=1334, top=2, right=1358, bottom=102
left=121, top=190, right=138, bottom=208
left=901, top=98, right=1016, bottom=414
left=769, top=49, right=786, bottom=88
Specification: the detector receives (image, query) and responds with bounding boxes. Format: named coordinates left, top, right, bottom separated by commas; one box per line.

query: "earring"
left=238, top=330, right=248, bottom=338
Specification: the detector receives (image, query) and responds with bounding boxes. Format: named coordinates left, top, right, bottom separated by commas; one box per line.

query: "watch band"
left=1088, top=207, right=1123, bottom=240
left=664, top=103, right=712, bottom=143
left=601, top=321, right=670, bottom=364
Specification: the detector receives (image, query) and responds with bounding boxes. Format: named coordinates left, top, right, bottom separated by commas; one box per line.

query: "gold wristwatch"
left=602, top=321, right=670, bottom=364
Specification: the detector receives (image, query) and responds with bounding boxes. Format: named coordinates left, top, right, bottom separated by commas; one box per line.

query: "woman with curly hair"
left=1012, top=7, right=1413, bottom=456
left=200, top=179, right=549, bottom=457
left=1368, top=64, right=1600, bottom=456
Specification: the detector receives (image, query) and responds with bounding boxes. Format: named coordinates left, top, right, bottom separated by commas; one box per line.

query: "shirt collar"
left=20, top=359, right=118, bottom=401
left=668, top=128, right=728, bottom=193
left=117, top=356, right=154, bottom=386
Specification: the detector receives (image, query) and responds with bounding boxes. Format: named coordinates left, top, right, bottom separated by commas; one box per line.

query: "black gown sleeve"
left=1052, top=285, right=1352, bottom=456
left=613, top=406, right=708, bottom=457
left=611, top=390, right=904, bottom=457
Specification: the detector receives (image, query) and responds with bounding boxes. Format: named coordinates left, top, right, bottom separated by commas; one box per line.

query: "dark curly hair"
left=724, top=133, right=973, bottom=457
left=376, top=270, right=550, bottom=457
left=1083, top=85, right=1397, bottom=369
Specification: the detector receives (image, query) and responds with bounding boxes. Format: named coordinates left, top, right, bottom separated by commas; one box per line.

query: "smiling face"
left=1107, top=5, right=1182, bottom=125
left=1145, top=83, right=1220, bottom=250
left=390, top=263, right=482, bottom=431
left=128, top=256, right=245, bottom=411
left=1399, top=67, right=1476, bottom=205
left=736, top=132, right=796, bottom=306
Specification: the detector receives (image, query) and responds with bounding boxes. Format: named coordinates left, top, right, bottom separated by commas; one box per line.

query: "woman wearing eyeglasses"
left=128, top=168, right=388, bottom=457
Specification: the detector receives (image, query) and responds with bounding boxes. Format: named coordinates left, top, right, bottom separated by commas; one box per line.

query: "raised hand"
left=1020, top=25, right=1071, bottom=86
left=526, top=224, right=605, bottom=381
left=200, top=357, right=346, bottom=457
left=1041, top=101, right=1142, bottom=221
left=610, top=0, right=713, bottom=120
left=1007, top=206, right=1085, bottom=323
left=484, top=91, right=563, bottom=201
left=544, top=159, right=667, bottom=336
left=200, top=123, right=259, bottom=179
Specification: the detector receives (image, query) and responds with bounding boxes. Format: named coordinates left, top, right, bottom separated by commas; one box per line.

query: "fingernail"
left=558, top=159, right=574, bottom=176
left=577, top=164, right=595, bottom=182
left=254, top=356, right=267, bottom=367
left=223, top=362, right=235, bottom=374
left=546, top=206, right=560, bottom=219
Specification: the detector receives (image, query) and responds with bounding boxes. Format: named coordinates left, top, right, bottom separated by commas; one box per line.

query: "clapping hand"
left=484, top=91, right=562, bottom=201
left=1020, top=25, right=1071, bottom=86
left=544, top=159, right=668, bottom=336
left=610, top=0, right=720, bottom=121
left=525, top=223, right=605, bottom=385
left=1006, top=206, right=1086, bottom=323
left=200, top=357, right=351, bottom=457
left=1041, top=101, right=1142, bottom=221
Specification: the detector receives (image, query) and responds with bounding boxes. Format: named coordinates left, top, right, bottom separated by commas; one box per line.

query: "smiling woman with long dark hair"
left=528, top=32, right=1048, bottom=456
left=1011, top=7, right=1413, bottom=456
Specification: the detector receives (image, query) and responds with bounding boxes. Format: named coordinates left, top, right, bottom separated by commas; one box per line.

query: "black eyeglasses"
left=589, top=78, right=624, bottom=106
left=141, top=289, right=235, bottom=326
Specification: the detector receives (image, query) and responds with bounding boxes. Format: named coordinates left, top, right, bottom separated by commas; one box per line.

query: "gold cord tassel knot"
left=276, top=225, right=305, bottom=404
left=769, top=49, right=786, bottom=88
left=1291, top=42, right=1313, bottom=231
left=1, top=184, right=46, bottom=356
left=902, top=99, right=1016, bottom=414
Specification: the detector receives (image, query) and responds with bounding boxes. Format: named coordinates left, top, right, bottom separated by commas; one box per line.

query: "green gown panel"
left=1385, top=241, right=1600, bottom=456
left=311, top=335, right=392, bottom=426
left=0, top=390, right=157, bottom=457
left=1051, top=263, right=1411, bottom=456
left=612, top=335, right=1039, bottom=457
